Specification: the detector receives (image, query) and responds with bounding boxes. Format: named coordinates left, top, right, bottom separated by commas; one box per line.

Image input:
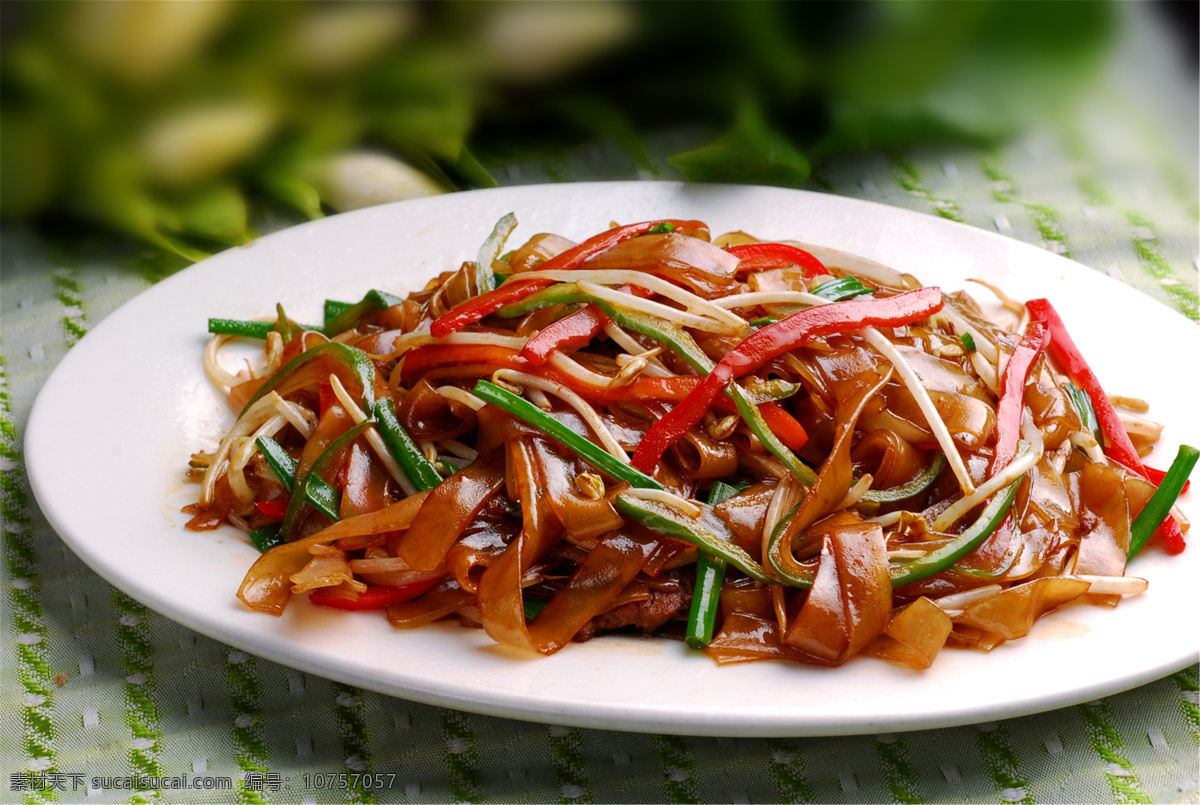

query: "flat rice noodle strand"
left=1074, top=461, right=1131, bottom=606
left=397, top=449, right=506, bottom=571
left=340, top=442, right=390, bottom=519
left=783, top=522, right=893, bottom=664
left=237, top=490, right=430, bottom=615
left=767, top=369, right=891, bottom=576
left=399, top=378, right=478, bottom=441
left=850, top=429, right=927, bottom=490
left=386, top=579, right=475, bottom=628
left=584, top=233, right=740, bottom=297
left=860, top=597, right=953, bottom=670
left=713, top=480, right=777, bottom=561
left=297, top=403, right=355, bottom=478
left=529, top=438, right=625, bottom=541
left=526, top=527, right=660, bottom=653
left=476, top=438, right=565, bottom=650
left=954, top=577, right=1090, bottom=640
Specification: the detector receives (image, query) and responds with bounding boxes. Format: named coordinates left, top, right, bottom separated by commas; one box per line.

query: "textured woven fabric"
left=3, top=14, right=1198, bottom=805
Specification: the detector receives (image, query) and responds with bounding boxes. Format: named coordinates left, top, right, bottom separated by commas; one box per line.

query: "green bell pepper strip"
left=280, top=421, right=372, bottom=539
left=887, top=480, right=1020, bottom=588
left=324, top=299, right=353, bottom=324
left=614, top=494, right=775, bottom=584
left=1063, top=382, right=1102, bottom=446
left=959, top=332, right=977, bottom=353
left=622, top=473, right=1021, bottom=592
left=947, top=532, right=1021, bottom=579
left=742, top=379, right=802, bottom=404
left=472, top=380, right=663, bottom=490
left=1128, top=444, right=1199, bottom=559
left=324, top=289, right=404, bottom=337
left=495, top=282, right=818, bottom=486
left=373, top=400, right=443, bottom=493
left=860, top=453, right=947, bottom=504
left=248, top=523, right=283, bottom=553
left=810, top=276, right=873, bottom=302
left=684, top=481, right=753, bottom=650
left=761, top=478, right=1022, bottom=589
left=241, top=342, right=377, bottom=417
left=749, top=316, right=777, bottom=328
left=255, top=435, right=341, bottom=521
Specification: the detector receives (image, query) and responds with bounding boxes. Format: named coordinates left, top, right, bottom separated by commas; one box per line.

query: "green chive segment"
left=860, top=453, right=946, bottom=504
left=684, top=481, right=751, bottom=651
left=256, top=435, right=340, bottom=520
left=472, top=380, right=662, bottom=490
left=373, top=400, right=443, bottom=493
left=1128, top=445, right=1199, bottom=559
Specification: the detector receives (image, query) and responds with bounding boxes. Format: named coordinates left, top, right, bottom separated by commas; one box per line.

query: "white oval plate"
left=26, top=182, right=1200, bottom=737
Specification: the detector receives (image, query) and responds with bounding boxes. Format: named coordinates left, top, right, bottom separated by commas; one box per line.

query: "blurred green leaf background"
left=0, top=0, right=1117, bottom=261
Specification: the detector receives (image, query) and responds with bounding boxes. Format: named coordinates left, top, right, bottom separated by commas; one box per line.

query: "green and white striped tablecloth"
left=3, top=20, right=1198, bottom=805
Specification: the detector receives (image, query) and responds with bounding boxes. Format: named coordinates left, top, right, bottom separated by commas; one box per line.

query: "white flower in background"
left=291, top=4, right=416, bottom=78
left=316, top=152, right=446, bottom=213
left=480, top=2, right=633, bottom=83
left=67, top=0, right=231, bottom=86
left=143, top=104, right=276, bottom=189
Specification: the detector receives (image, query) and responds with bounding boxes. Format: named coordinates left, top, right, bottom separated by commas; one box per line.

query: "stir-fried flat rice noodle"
left=187, top=215, right=1195, bottom=669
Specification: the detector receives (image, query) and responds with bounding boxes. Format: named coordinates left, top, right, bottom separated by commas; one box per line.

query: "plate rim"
left=23, top=181, right=1200, bottom=737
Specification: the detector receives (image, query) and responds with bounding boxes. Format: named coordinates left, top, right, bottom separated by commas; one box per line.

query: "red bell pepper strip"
left=309, top=578, right=440, bottom=611
left=1026, top=297, right=1185, bottom=554
left=519, top=284, right=653, bottom=366
left=759, top=403, right=809, bottom=451
left=401, top=343, right=753, bottom=413
left=537, top=218, right=705, bottom=275
left=632, top=287, right=944, bottom=472
left=255, top=499, right=289, bottom=519
left=727, top=243, right=829, bottom=277
left=318, top=381, right=335, bottom=418
left=430, top=278, right=554, bottom=338
left=991, top=321, right=1051, bottom=474
left=403, top=343, right=739, bottom=410
left=431, top=220, right=704, bottom=337
left=520, top=305, right=610, bottom=365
